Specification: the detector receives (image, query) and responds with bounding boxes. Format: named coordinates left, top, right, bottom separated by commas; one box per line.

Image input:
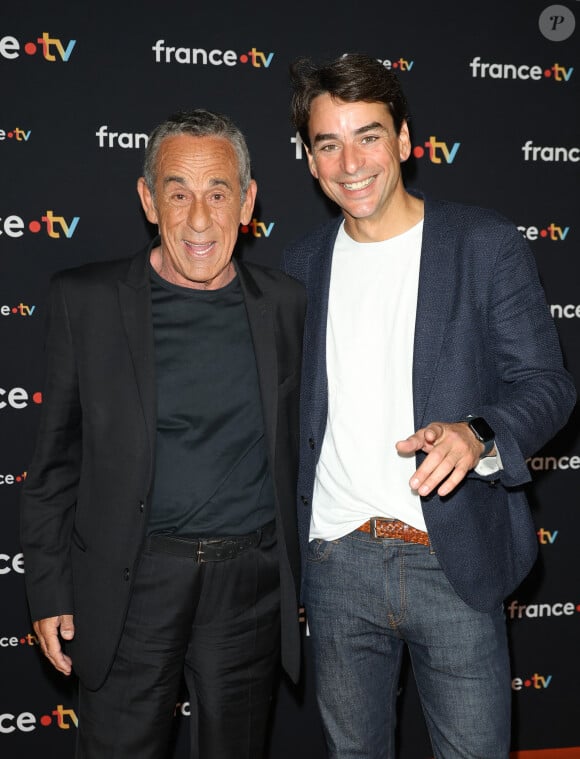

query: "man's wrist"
left=464, top=415, right=495, bottom=457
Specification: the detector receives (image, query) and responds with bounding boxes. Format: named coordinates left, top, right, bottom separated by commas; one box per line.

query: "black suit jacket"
left=20, top=242, right=307, bottom=689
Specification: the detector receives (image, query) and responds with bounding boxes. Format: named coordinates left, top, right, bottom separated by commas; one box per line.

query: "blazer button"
left=123, top=568, right=130, bottom=581
left=139, top=501, right=144, bottom=513
left=308, top=438, right=315, bottom=450
left=300, top=495, right=310, bottom=506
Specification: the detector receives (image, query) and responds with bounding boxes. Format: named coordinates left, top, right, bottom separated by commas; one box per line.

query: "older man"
left=21, top=108, right=306, bottom=759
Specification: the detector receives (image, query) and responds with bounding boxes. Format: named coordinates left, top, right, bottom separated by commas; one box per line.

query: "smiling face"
left=306, top=94, right=414, bottom=241
left=137, top=133, right=257, bottom=290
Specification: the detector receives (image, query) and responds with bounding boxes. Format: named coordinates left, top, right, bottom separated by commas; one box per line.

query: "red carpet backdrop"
left=1, top=1, right=578, bottom=756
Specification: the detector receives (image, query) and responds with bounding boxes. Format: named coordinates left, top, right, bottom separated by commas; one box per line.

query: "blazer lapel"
left=236, top=261, right=278, bottom=464
left=413, top=201, right=455, bottom=427
left=117, top=247, right=157, bottom=481
left=306, top=219, right=341, bottom=442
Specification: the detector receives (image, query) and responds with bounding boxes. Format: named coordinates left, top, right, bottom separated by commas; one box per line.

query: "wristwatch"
left=465, top=415, right=495, bottom=457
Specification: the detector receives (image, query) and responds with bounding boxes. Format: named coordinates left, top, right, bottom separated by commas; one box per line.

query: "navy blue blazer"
left=281, top=194, right=576, bottom=612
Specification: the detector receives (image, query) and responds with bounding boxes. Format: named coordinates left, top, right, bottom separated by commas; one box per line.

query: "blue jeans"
left=304, top=529, right=511, bottom=759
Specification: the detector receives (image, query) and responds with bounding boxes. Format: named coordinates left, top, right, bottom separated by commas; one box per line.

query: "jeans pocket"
left=307, top=537, right=336, bottom=563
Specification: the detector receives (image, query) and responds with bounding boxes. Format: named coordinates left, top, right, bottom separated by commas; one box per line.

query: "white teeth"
left=342, top=177, right=374, bottom=190
left=184, top=240, right=212, bottom=253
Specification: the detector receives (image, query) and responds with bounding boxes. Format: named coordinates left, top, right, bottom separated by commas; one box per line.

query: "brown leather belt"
left=357, top=518, right=430, bottom=546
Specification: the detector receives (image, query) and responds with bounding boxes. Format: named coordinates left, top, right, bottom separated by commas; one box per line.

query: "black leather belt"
left=147, top=520, right=275, bottom=563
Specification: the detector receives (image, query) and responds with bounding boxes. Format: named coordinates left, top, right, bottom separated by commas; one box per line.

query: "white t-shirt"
left=311, top=219, right=427, bottom=540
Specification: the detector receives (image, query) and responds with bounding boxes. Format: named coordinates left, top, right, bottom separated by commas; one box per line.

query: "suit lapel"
left=413, top=200, right=455, bottom=427
left=236, top=261, right=278, bottom=464
left=306, top=210, right=452, bottom=435
left=306, top=220, right=341, bottom=441
left=117, top=247, right=157, bottom=480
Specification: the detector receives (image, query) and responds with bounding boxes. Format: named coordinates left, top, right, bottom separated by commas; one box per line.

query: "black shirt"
left=147, top=268, right=275, bottom=537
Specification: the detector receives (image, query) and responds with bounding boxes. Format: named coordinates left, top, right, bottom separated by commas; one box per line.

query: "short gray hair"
left=142, top=109, right=252, bottom=199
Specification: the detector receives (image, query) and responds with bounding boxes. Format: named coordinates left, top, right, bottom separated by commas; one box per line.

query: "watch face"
left=469, top=417, right=494, bottom=442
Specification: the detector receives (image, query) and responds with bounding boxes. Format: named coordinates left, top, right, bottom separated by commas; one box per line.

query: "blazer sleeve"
left=20, top=272, right=81, bottom=621
left=462, top=220, right=576, bottom=487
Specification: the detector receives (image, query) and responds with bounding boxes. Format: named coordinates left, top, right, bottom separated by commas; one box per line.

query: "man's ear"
left=136, top=177, right=158, bottom=224
left=240, top=179, right=258, bottom=226
left=398, top=120, right=412, bottom=162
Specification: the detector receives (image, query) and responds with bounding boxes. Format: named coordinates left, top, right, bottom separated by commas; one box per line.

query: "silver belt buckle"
left=369, top=517, right=395, bottom=539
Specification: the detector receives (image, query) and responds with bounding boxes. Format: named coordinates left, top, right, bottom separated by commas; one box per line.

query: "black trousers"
left=76, top=522, right=281, bottom=759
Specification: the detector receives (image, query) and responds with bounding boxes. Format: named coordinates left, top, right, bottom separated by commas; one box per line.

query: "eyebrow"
left=313, top=121, right=387, bottom=145
left=162, top=176, right=233, bottom=190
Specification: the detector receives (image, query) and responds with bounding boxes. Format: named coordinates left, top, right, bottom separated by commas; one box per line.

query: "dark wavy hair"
left=289, top=53, right=409, bottom=149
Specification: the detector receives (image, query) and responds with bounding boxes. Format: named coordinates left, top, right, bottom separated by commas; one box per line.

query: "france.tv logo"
left=0, top=127, right=31, bottom=143
left=240, top=218, right=275, bottom=238
left=0, top=704, right=78, bottom=734
left=152, top=41, right=274, bottom=68
left=0, top=211, right=80, bottom=238
left=0, top=33, right=76, bottom=61
left=469, top=56, right=573, bottom=83
left=413, top=136, right=460, bottom=164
